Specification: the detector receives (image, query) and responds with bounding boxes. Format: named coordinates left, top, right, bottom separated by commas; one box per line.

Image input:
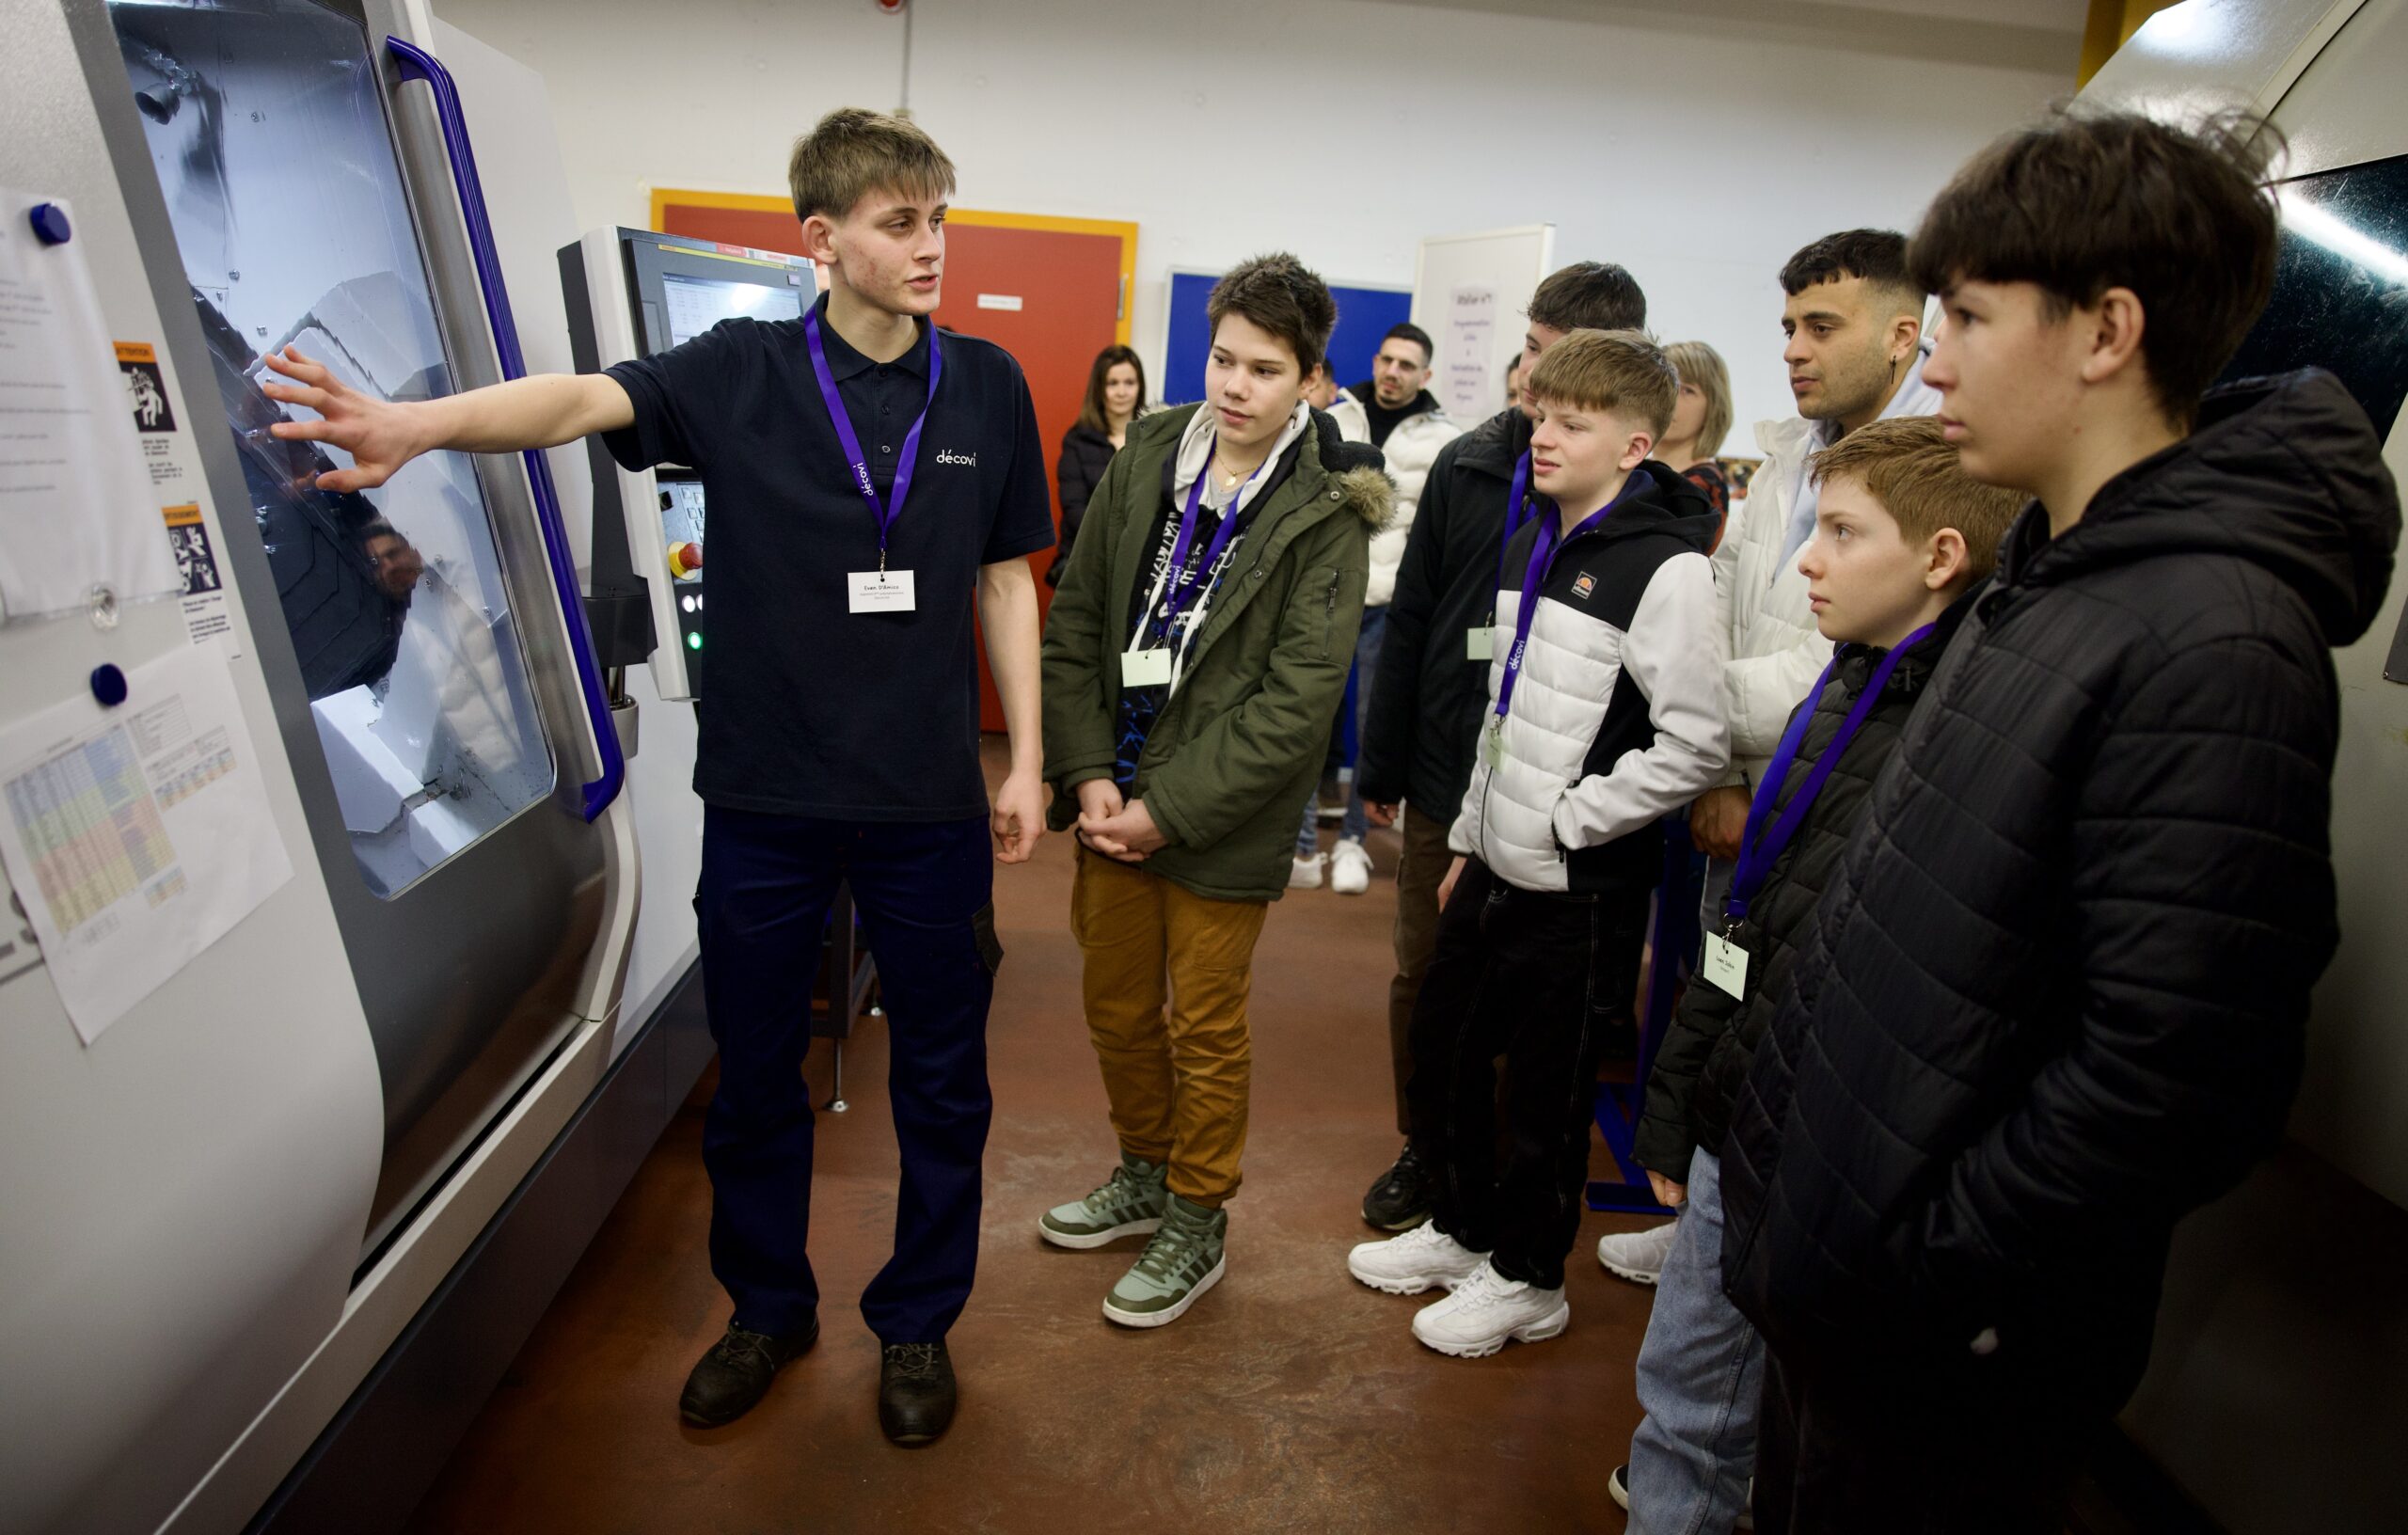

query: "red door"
left=931, top=223, right=1126, bottom=730
left=656, top=198, right=1133, bottom=731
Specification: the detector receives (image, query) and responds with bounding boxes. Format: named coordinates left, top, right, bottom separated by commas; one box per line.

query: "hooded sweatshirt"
left=1712, top=337, right=1943, bottom=791
left=1719, top=370, right=2402, bottom=1409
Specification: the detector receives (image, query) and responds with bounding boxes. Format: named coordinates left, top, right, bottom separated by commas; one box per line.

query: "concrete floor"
left=404, top=803, right=1669, bottom=1534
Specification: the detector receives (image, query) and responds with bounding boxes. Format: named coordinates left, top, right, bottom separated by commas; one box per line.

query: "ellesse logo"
left=936, top=449, right=977, bottom=466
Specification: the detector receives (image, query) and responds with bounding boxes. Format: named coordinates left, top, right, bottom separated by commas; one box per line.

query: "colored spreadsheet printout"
left=0, top=642, right=291, bottom=1043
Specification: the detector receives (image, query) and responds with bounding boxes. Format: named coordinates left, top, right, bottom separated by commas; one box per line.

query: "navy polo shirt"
left=603, top=296, right=1054, bottom=820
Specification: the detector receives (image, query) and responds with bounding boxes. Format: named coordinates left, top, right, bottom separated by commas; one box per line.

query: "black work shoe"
left=878, top=1341, right=958, bottom=1446
left=678, top=1318, right=818, bottom=1427
left=1363, top=1142, right=1435, bottom=1230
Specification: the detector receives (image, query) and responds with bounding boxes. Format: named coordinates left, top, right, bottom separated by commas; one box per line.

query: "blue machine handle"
left=388, top=35, right=623, bottom=823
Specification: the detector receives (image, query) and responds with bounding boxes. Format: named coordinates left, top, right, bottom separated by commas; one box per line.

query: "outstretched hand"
left=260, top=346, right=426, bottom=492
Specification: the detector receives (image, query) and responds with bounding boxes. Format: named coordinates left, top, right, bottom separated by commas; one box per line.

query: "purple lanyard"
left=1492, top=477, right=1639, bottom=724
left=1158, top=440, right=1268, bottom=625
left=1723, top=623, right=1935, bottom=922
left=802, top=306, right=943, bottom=563
left=1491, top=451, right=1542, bottom=600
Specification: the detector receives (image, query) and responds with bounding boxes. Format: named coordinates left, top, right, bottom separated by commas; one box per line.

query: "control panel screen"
left=662, top=272, right=806, bottom=349
left=658, top=476, right=707, bottom=691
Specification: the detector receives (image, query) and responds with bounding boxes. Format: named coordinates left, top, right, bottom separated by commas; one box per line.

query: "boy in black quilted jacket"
left=1719, top=107, right=2401, bottom=1532
left=1613, top=418, right=2022, bottom=1535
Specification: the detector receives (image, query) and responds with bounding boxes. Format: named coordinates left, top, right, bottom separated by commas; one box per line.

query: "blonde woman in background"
left=1658, top=340, right=1735, bottom=549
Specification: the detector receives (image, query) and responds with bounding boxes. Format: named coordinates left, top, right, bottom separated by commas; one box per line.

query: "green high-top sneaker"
left=1038, top=1151, right=1168, bottom=1249
left=1101, top=1194, right=1226, bottom=1328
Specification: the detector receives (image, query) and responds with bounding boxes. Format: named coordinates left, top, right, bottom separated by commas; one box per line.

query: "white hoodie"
left=1709, top=338, right=1944, bottom=790
left=1328, top=388, right=1463, bottom=608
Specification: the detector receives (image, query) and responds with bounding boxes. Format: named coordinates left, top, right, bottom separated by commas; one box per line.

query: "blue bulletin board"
left=1162, top=269, right=1415, bottom=404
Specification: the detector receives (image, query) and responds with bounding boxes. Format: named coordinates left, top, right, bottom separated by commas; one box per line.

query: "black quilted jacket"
left=1358, top=404, right=1531, bottom=818
left=1632, top=597, right=1964, bottom=1179
left=1719, top=371, right=2400, bottom=1409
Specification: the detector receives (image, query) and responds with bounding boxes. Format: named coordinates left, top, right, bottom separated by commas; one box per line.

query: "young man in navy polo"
left=260, top=107, right=1053, bottom=1446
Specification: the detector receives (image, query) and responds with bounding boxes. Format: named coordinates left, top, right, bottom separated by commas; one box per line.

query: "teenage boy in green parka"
left=1038, top=253, right=1393, bottom=1328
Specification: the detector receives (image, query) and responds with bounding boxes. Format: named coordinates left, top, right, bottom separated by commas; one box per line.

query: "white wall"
left=434, top=0, right=2073, bottom=445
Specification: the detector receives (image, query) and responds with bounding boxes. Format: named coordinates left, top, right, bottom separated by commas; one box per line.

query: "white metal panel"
left=0, top=4, right=383, bottom=1531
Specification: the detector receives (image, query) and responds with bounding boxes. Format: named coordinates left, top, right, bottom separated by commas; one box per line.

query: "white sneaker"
left=1597, top=1219, right=1678, bottom=1286
left=1409, top=1260, right=1569, bottom=1357
left=1329, top=838, right=1371, bottom=894
left=1289, top=853, right=1325, bottom=889
left=1347, top=1218, right=1489, bottom=1295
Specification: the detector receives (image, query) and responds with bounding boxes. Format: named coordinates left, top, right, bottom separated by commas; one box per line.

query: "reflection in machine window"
left=2225, top=152, right=2408, bottom=439
left=2224, top=153, right=2408, bottom=678
left=110, top=0, right=556, bottom=897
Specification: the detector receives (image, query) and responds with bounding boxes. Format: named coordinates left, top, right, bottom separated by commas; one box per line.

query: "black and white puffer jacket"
left=1450, top=461, right=1729, bottom=894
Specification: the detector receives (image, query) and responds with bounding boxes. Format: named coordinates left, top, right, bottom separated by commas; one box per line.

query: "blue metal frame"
left=386, top=35, right=624, bottom=823
left=1588, top=814, right=1706, bottom=1214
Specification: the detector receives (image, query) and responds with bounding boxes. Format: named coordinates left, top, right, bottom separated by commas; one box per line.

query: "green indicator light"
left=687, top=631, right=703, bottom=651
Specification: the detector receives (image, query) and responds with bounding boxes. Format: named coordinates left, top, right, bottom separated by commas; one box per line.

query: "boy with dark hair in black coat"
left=1612, top=418, right=2024, bottom=1534
left=1719, top=106, right=2402, bottom=1532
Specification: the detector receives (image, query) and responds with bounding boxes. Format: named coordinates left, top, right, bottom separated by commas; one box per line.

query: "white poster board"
left=1411, top=225, right=1556, bottom=421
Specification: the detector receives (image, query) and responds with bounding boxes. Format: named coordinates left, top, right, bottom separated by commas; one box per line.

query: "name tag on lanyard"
left=849, top=568, right=917, bottom=613
left=1125, top=443, right=1265, bottom=687
left=1703, top=928, right=1750, bottom=999
left=805, top=307, right=940, bottom=616
left=1121, top=647, right=1173, bottom=687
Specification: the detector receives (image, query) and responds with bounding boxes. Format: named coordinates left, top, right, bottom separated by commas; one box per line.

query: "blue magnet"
left=28, top=203, right=72, bottom=246
left=89, top=664, right=127, bottom=707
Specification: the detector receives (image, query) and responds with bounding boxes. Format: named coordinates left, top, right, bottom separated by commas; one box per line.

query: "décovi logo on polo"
left=935, top=449, right=977, bottom=467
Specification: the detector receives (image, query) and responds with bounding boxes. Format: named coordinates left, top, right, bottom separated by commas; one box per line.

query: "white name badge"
left=1121, top=648, right=1173, bottom=687
left=848, top=568, right=916, bottom=614
left=1703, top=929, right=1750, bottom=1000
left=1466, top=627, right=1495, bottom=661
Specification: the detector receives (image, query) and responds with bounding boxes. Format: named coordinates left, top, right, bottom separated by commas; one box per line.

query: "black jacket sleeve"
left=1905, top=637, right=2329, bottom=1334
left=1634, top=955, right=1740, bottom=1176
left=1057, top=436, right=1099, bottom=547
left=1357, top=447, right=1450, bottom=805
left=1049, top=435, right=1101, bottom=587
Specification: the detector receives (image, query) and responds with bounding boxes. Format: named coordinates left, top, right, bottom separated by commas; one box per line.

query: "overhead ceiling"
left=1362, top=0, right=2091, bottom=75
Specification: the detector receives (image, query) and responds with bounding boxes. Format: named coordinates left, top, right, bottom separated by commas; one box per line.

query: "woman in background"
left=1658, top=340, right=1735, bottom=548
left=1048, top=344, right=1147, bottom=585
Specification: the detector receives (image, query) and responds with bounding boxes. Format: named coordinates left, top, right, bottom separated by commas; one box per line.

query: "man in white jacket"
left=1597, top=229, right=1940, bottom=1291
left=1295, top=324, right=1464, bottom=894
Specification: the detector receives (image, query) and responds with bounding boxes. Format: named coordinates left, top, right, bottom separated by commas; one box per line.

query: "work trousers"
left=1408, top=855, right=1648, bottom=1289
left=695, top=807, right=997, bottom=1344
left=1386, top=803, right=1453, bottom=1135
left=1070, top=848, right=1269, bottom=1206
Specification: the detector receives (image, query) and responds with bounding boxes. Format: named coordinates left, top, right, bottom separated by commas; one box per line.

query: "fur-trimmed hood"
left=1315, top=405, right=1399, bottom=534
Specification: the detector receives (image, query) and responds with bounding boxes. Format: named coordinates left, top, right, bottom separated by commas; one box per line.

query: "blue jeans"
left=1629, top=1147, right=1763, bottom=1535
left=1296, top=605, right=1386, bottom=854
left=695, top=808, right=998, bottom=1343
